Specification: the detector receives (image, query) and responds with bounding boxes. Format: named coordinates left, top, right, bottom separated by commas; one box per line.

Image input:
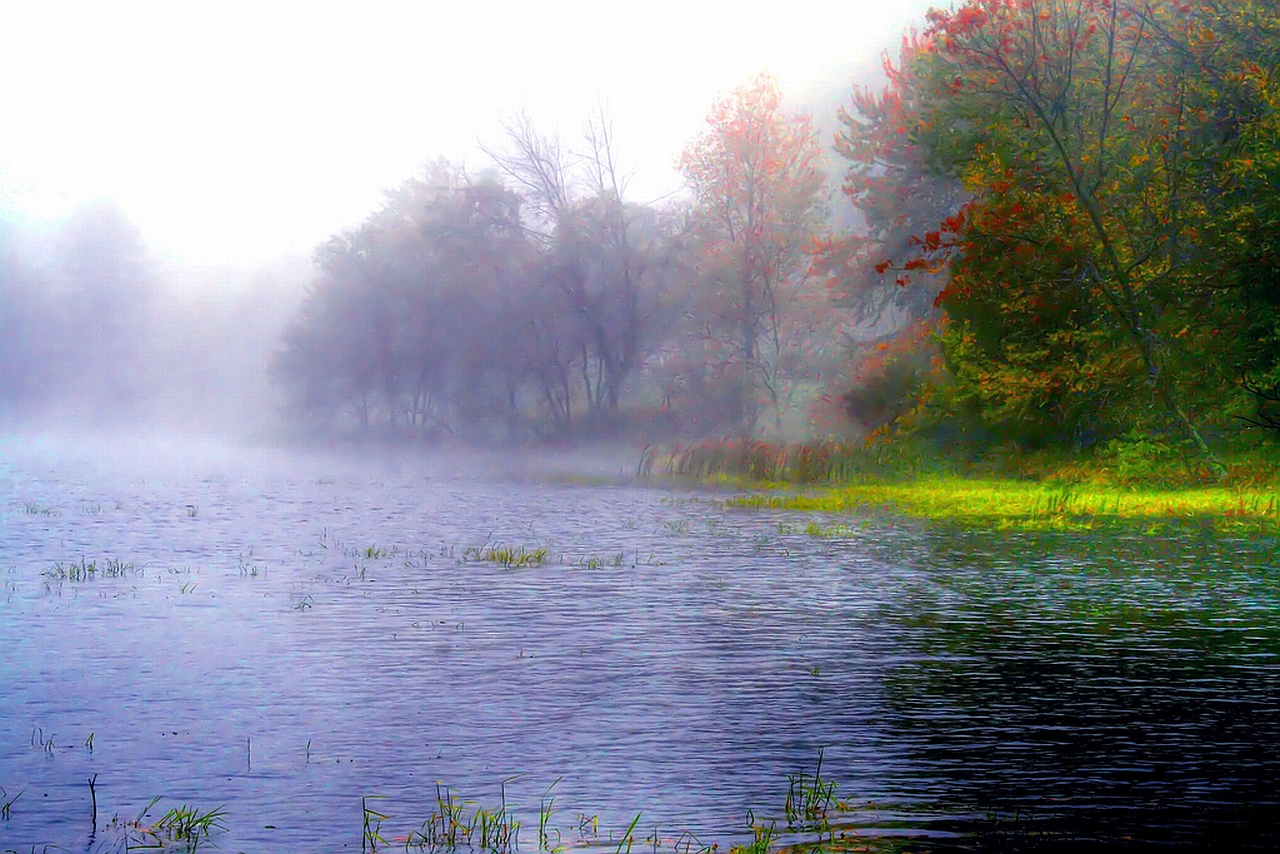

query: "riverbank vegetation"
left=650, top=438, right=1280, bottom=534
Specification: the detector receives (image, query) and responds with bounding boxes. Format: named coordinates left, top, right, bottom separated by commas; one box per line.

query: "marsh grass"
left=733, top=476, right=1280, bottom=534
left=42, top=557, right=136, bottom=581
left=463, top=544, right=549, bottom=568
left=650, top=440, right=887, bottom=484
left=657, top=439, right=1280, bottom=533
left=401, top=782, right=523, bottom=853
left=578, top=552, right=628, bottom=570
left=23, top=764, right=888, bottom=854
left=99, top=797, right=227, bottom=852
left=1, top=785, right=23, bottom=820
left=154, top=803, right=229, bottom=846
left=539, top=777, right=562, bottom=852
left=364, top=796, right=391, bottom=852
left=783, top=749, right=838, bottom=834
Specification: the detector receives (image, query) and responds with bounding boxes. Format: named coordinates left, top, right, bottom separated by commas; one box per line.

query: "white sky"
left=0, top=1, right=936, bottom=268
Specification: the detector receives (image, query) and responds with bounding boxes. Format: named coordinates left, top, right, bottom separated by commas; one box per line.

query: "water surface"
left=1, top=435, right=1278, bottom=851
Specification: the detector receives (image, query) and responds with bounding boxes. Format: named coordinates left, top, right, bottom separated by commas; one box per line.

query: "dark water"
left=1, top=435, right=1278, bottom=852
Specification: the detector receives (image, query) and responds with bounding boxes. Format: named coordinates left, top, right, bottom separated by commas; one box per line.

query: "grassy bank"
left=647, top=440, right=1280, bottom=534
left=730, top=476, right=1280, bottom=534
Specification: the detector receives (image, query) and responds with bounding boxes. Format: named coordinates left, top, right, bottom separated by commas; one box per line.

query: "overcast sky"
left=0, top=1, right=937, bottom=268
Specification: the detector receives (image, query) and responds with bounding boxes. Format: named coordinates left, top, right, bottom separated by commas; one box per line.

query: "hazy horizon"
left=1, top=0, right=936, bottom=270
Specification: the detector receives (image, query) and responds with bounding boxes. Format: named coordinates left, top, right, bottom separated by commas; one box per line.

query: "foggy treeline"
left=0, top=204, right=304, bottom=435
left=1, top=74, right=854, bottom=445
left=272, top=95, right=845, bottom=444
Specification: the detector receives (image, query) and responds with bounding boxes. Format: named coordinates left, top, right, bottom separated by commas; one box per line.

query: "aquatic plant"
left=783, top=748, right=838, bottom=833
left=100, top=797, right=227, bottom=852
left=463, top=544, right=549, bottom=568
left=736, top=811, right=777, bottom=854
left=1, top=784, right=23, bottom=820
left=613, top=812, right=643, bottom=854
left=539, top=777, right=563, bottom=853
left=579, top=552, right=627, bottom=570
left=405, top=783, right=475, bottom=850
left=30, top=727, right=55, bottom=755
left=363, top=796, right=390, bottom=852
left=41, top=557, right=136, bottom=582
left=475, top=778, right=521, bottom=854
left=153, top=802, right=229, bottom=847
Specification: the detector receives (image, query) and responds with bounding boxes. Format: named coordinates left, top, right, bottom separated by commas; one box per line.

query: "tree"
left=870, top=0, right=1274, bottom=471
left=680, top=73, right=829, bottom=435
left=819, top=33, right=964, bottom=333
left=272, top=166, right=539, bottom=437
left=486, top=113, right=675, bottom=428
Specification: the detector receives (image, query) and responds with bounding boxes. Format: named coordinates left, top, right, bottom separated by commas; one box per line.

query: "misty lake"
left=2, top=435, right=1279, bottom=852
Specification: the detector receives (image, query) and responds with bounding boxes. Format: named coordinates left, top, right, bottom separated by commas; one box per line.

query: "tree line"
left=272, top=87, right=837, bottom=442
left=9, top=1, right=1279, bottom=465
left=825, top=0, right=1280, bottom=472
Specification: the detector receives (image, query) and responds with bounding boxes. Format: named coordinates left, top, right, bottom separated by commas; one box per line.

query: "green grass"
left=730, top=474, right=1280, bottom=534
left=463, top=544, right=549, bottom=567
left=42, top=557, right=137, bottom=581
left=96, top=797, right=228, bottom=852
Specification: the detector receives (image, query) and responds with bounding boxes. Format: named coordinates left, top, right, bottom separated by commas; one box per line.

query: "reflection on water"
left=880, top=531, right=1280, bottom=850
left=0, top=438, right=1278, bottom=852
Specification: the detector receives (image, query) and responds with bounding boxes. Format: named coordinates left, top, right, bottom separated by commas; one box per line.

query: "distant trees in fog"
left=273, top=157, right=687, bottom=441
left=274, top=80, right=839, bottom=442
left=0, top=204, right=155, bottom=422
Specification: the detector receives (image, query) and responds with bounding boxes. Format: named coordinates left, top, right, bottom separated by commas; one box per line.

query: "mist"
left=0, top=63, right=915, bottom=453
left=0, top=204, right=308, bottom=442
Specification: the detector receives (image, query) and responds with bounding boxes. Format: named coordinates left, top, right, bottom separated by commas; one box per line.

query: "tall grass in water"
left=98, top=797, right=227, bottom=852
left=653, top=440, right=891, bottom=484
left=463, top=544, right=549, bottom=567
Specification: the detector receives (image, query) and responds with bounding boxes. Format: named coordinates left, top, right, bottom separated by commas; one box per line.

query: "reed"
left=1, top=785, right=23, bottom=820
left=363, top=796, right=390, bottom=853
left=783, top=748, right=838, bottom=834
left=464, top=544, right=549, bottom=567
left=153, top=802, right=229, bottom=846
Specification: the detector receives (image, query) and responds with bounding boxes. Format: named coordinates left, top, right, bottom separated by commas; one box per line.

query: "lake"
left=2, top=434, right=1278, bottom=852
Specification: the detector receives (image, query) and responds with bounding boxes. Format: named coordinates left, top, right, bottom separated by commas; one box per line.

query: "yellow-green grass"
left=729, top=475, right=1280, bottom=534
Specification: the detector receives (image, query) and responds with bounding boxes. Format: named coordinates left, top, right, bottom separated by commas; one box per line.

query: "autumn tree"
left=819, top=33, right=964, bottom=333
left=680, top=73, right=829, bottom=435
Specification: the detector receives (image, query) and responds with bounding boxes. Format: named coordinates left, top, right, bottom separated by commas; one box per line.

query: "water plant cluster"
left=462, top=544, right=549, bottom=568
left=0, top=756, right=874, bottom=854
left=40, top=557, right=137, bottom=581
left=656, top=439, right=1280, bottom=534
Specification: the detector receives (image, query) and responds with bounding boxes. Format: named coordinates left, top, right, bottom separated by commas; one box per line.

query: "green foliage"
left=829, top=0, right=1280, bottom=468
left=463, top=544, right=549, bottom=568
